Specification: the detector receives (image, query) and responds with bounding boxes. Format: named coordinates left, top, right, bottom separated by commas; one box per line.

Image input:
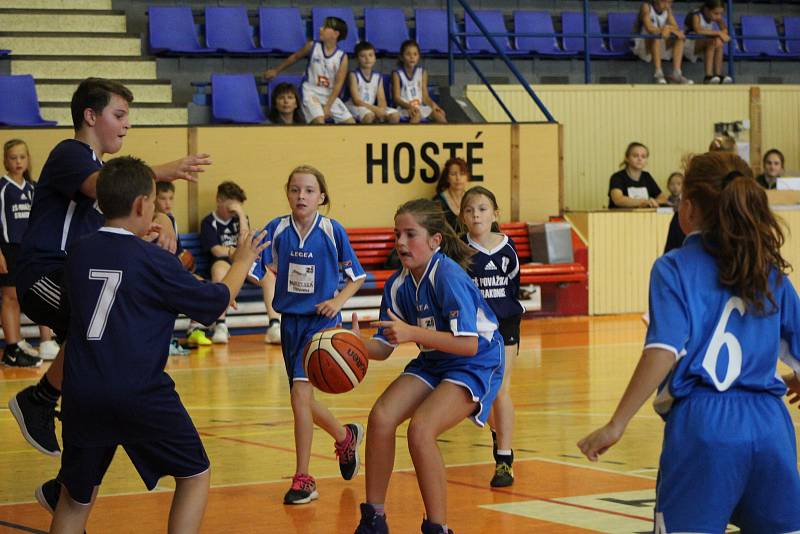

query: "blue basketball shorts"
left=402, top=337, right=504, bottom=427
left=58, top=430, right=209, bottom=505
left=280, top=312, right=339, bottom=387
left=656, top=389, right=800, bottom=533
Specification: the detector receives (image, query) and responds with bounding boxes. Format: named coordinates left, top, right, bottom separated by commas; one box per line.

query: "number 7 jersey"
left=645, top=233, right=800, bottom=416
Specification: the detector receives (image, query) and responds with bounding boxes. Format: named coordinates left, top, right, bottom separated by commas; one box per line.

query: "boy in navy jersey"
left=8, top=77, right=211, bottom=462
left=49, top=156, right=266, bottom=532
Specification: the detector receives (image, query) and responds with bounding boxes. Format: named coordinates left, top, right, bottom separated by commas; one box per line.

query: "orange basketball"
left=178, top=249, right=196, bottom=272
left=303, top=328, right=369, bottom=394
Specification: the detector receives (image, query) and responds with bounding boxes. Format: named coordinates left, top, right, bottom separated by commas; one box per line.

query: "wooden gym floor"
left=0, top=315, right=792, bottom=533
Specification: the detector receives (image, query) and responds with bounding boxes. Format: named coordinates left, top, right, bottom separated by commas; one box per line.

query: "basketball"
left=178, top=249, right=196, bottom=272
left=303, top=328, right=369, bottom=394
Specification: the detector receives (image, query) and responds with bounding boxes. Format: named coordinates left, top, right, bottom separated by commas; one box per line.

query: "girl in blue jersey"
left=579, top=151, right=800, bottom=532
left=249, top=165, right=366, bottom=505
left=460, top=186, right=524, bottom=488
left=0, top=139, right=59, bottom=367
left=353, top=199, right=504, bottom=534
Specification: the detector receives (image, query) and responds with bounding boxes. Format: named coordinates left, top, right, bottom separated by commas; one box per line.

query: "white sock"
left=496, top=449, right=512, bottom=456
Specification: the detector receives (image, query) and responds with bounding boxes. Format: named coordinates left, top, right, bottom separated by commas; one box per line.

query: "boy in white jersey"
left=346, top=42, right=399, bottom=124
left=264, top=17, right=355, bottom=125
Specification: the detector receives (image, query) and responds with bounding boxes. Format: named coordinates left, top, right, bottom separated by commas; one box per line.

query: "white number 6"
left=702, top=296, right=745, bottom=391
left=87, top=269, right=123, bottom=340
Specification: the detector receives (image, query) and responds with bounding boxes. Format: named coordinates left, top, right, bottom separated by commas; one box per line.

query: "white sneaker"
left=38, top=340, right=60, bottom=361
left=211, top=323, right=229, bottom=344
left=265, top=320, right=281, bottom=344
left=17, top=340, right=39, bottom=357
left=721, top=75, right=734, bottom=84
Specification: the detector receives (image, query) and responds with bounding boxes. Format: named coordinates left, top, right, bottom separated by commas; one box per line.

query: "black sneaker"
left=283, top=473, right=318, bottom=505
left=355, top=503, right=389, bottom=534
left=35, top=478, right=60, bottom=513
left=8, top=385, right=60, bottom=456
left=2, top=345, right=42, bottom=368
left=421, top=518, right=454, bottom=534
left=490, top=462, right=515, bottom=488
left=335, top=423, right=364, bottom=480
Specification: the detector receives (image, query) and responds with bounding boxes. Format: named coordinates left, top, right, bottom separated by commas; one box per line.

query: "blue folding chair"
left=415, top=9, right=451, bottom=54
left=148, top=6, right=216, bottom=54
left=465, top=10, right=514, bottom=55
left=364, top=8, right=409, bottom=54
left=513, top=11, right=574, bottom=56
left=0, top=75, right=56, bottom=126
left=311, top=8, right=358, bottom=54
left=211, top=74, right=266, bottom=124
left=259, top=7, right=307, bottom=54
left=740, top=16, right=791, bottom=58
left=783, top=16, right=800, bottom=57
left=561, top=12, right=628, bottom=57
left=607, top=12, right=638, bottom=55
left=205, top=6, right=265, bottom=54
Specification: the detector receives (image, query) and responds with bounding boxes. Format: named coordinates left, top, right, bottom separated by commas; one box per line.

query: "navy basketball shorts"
left=57, top=430, right=210, bottom=505
left=280, top=312, right=339, bottom=387
left=0, top=243, right=20, bottom=288
left=656, top=389, right=800, bottom=533
left=497, top=314, right=522, bottom=347
left=18, top=267, right=70, bottom=341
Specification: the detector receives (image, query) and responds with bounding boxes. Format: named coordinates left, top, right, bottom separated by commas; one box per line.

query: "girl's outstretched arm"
left=351, top=312, right=394, bottom=361
left=372, top=309, right=478, bottom=356
left=577, top=347, right=676, bottom=461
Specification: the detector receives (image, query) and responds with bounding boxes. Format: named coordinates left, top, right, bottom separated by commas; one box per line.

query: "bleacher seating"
left=606, top=12, right=637, bottom=56
left=0, top=75, right=57, bottom=127
left=205, top=6, right=265, bottom=55
left=784, top=16, right=800, bottom=56
left=364, top=8, right=409, bottom=55
left=210, top=74, right=266, bottom=124
left=148, top=6, right=216, bottom=54
left=415, top=9, right=451, bottom=54
left=465, top=10, right=514, bottom=55
left=513, top=11, right=574, bottom=56
left=259, top=7, right=307, bottom=55
left=562, top=12, right=628, bottom=57
left=311, top=7, right=359, bottom=54
left=740, top=15, right=793, bottom=57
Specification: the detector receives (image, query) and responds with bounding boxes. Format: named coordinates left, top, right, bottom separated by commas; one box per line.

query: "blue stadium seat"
left=267, top=74, right=304, bottom=104
left=562, top=12, right=628, bottom=57
left=465, top=10, right=514, bottom=55
left=148, top=6, right=216, bottom=54
left=211, top=74, right=266, bottom=124
left=740, top=15, right=791, bottom=57
left=513, top=11, right=574, bottom=56
left=259, top=7, right=307, bottom=54
left=311, top=8, right=358, bottom=54
left=205, top=6, right=265, bottom=54
left=606, top=12, right=638, bottom=55
left=415, top=9, right=451, bottom=54
left=784, top=16, right=800, bottom=57
left=0, top=75, right=56, bottom=126
left=364, top=8, right=408, bottom=54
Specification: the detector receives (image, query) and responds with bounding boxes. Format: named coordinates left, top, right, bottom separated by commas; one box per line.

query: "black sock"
left=269, top=318, right=280, bottom=326
left=496, top=450, right=514, bottom=467
left=33, top=375, right=60, bottom=404
left=5, top=342, right=18, bottom=352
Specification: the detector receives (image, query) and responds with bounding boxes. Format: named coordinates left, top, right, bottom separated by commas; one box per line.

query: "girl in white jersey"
left=392, top=40, right=447, bottom=124
left=684, top=0, right=733, bottom=84
left=633, top=0, right=690, bottom=84
left=264, top=17, right=355, bottom=124
left=346, top=42, right=399, bottom=124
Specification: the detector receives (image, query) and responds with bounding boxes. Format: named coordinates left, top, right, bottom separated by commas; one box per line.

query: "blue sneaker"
left=355, top=503, right=389, bottom=534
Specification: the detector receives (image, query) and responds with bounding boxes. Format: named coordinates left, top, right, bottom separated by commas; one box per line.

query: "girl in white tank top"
left=684, top=0, right=733, bottom=84
left=633, top=0, right=690, bottom=84
left=391, top=40, right=447, bottom=124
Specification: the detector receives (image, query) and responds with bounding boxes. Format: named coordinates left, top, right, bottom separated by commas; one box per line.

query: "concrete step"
left=41, top=104, right=188, bottom=127
left=36, top=80, right=173, bottom=104
left=11, top=57, right=157, bottom=80
left=0, top=33, right=140, bottom=56
left=0, top=0, right=112, bottom=9
left=0, top=10, right=127, bottom=33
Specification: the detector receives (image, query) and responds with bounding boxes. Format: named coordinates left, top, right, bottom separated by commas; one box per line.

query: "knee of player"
left=367, top=402, right=397, bottom=434
left=406, top=415, right=436, bottom=449
left=290, top=381, right=313, bottom=404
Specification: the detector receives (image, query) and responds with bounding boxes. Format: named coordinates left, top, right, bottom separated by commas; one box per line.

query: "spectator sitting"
left=392, top=39, right=447, bottom=124
left=633, top=0, right=690, bottom=84
left=608, top=142, right=668, bottom=208
left=433, top=157, right=469, bottom=233
left=346, top=41, right=400, bottom=124
left=684, top=0, right=732, bottom=84
left=267, top=83, right=305, bottom=125
left=756, top=148, right=785, bottom=190
left=667, top=172, right=683, bottom=207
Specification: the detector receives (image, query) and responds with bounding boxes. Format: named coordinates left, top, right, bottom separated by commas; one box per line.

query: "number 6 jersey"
left=645, top=232, right=800, bottom=416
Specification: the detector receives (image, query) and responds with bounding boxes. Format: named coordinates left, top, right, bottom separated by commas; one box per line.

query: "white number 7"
left=702, top=296, right=745, bottom=391
left=87, top=269, right=123, bottom=340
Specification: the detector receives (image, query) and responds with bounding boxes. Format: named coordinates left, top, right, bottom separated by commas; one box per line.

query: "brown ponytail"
left=395, top=199, right=474, bottom=271
left=683, top=151, right=790, bottom=314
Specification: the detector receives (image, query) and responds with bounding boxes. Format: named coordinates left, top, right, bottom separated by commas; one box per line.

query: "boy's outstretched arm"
left=221, top=230, right=269, bottom=305
left=152, top=154, right=212, bottom=183
left=264, top=42, right=314, bottom=80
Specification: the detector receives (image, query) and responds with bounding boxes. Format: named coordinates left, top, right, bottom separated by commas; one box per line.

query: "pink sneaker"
left=283, top=473, right=318, bottom=505
left=335, top=423, right=364, bottom=480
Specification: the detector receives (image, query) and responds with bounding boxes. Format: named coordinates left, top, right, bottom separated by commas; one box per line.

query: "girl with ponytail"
left=579, top=152, right=800, bottom=532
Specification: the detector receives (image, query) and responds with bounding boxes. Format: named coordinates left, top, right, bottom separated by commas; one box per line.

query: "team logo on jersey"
left=501, top=257, right=510, bottom=273
left=317, top=75, right=331, bottom=88
left=485, top=260, right=497, bottom=271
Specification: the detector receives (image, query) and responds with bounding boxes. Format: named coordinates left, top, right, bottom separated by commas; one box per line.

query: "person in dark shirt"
left=756, top=148, right=785, bottom=190
left=609, top=142, right=669, bottom=208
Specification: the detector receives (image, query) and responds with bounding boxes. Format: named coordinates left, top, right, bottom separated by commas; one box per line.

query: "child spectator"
left=0, top=139, right=59, bottom=366
left=249, top=165, right=366, bottom=505
left=392, top=40, right=447, bottom=124
left=608, top=142, right=669, bottom=208
left=267, top=83, right=305, bottom=125
left=756, top=148, right=785, bottom=190
left=684, top=0, right=733, bottom=84
left=633, top=0, right=690, bottom=84
left=460, top=187, right=524, bottom=488
left=346, top=42, right=400, bottom=124
left=49, top=156, right=266, bottom=533
left=352, top=199, right=503, bottom=534
left=263, top=17, right=355, bottom=125
left=666, top=171, right=683, bottom=207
